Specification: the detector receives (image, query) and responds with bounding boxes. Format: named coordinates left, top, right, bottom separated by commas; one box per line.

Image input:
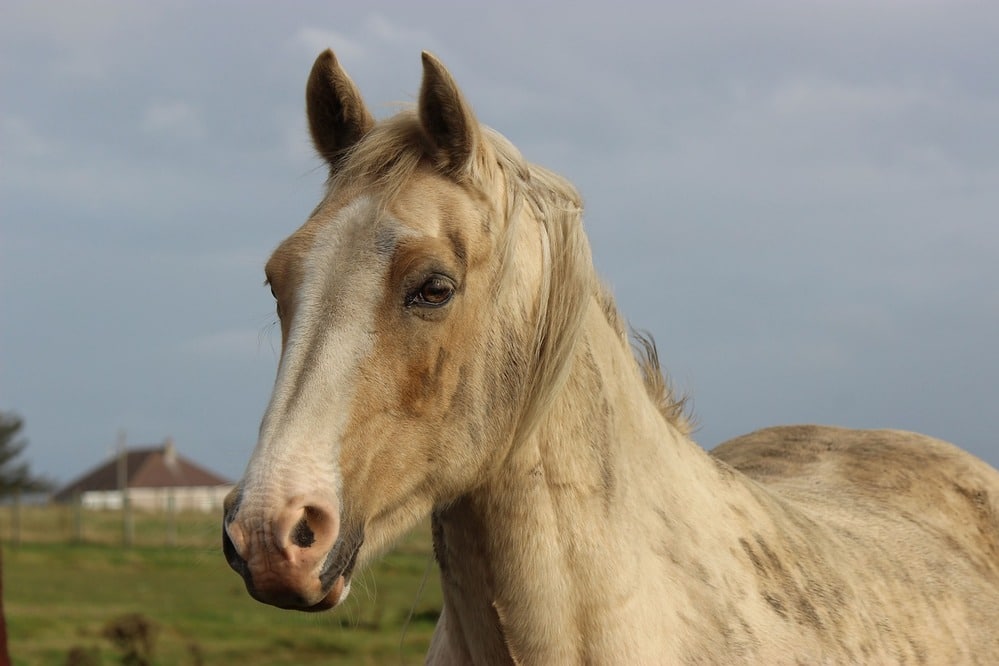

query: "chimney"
left=163, top=437, right=178, bottom=467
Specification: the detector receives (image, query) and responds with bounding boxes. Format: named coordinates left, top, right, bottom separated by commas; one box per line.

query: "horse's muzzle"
left=222, top=491, right=359, bottom=612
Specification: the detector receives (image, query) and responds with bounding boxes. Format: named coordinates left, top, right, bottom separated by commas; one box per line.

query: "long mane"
left=326, top=108, right=690, bottom=435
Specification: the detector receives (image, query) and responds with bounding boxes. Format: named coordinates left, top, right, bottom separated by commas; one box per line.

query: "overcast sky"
left=2, top=1, right=997, bottom=486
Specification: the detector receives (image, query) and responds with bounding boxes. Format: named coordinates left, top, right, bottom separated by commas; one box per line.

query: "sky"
left=2, top=1, right=997, bottom=486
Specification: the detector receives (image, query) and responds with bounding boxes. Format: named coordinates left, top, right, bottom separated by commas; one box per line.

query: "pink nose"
left=223, top=494, right=344, bottom=611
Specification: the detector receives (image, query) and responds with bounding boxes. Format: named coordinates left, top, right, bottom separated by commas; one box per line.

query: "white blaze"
left=240, top=196, right=384, bottom=514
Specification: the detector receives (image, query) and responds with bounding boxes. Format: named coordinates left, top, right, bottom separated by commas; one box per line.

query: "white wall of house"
left=80, top=485, right=233, bottom=512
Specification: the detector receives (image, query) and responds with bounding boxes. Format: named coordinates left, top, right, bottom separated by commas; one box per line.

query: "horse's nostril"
left=292, top=517, right=316, bottom=548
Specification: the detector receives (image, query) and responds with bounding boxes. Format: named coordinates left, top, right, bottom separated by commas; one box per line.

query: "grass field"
left=2, top=506, right=442, bottom=665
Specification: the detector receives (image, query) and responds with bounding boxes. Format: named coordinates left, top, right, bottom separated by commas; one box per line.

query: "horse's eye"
left=409, top=275, right=455, bottom=308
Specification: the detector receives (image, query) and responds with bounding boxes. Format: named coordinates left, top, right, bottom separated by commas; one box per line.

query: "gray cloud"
left=2, top=1, right=996, bottom=482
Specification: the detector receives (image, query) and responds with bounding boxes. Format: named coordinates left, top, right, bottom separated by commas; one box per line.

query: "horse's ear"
left=306, top=49, right=374, bottom=172
left=419, top=51, right=480, bottom=179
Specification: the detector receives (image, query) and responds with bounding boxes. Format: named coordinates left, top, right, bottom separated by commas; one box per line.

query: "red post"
left=0, top=546, right=11, bottom=666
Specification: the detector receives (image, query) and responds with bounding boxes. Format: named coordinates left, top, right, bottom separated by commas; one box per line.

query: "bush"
left=101, top=613, right=158, bottom=666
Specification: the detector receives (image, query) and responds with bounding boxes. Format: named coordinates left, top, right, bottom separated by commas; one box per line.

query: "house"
left=53, top=438, right=233, bottom=512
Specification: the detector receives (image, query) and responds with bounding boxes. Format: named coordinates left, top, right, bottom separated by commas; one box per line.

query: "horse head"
left=222, top=49, right=589, bottom=611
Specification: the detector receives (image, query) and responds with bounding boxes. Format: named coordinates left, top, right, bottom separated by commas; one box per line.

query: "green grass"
left=2, top=507, right=442, bottom=665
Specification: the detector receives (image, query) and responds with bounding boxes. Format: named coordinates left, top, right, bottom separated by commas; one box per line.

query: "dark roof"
left=53, top=440, right=231, bottom=502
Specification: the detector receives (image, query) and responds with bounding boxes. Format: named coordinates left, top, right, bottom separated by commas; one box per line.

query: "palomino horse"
left=223, top=49, right=999, bottom=664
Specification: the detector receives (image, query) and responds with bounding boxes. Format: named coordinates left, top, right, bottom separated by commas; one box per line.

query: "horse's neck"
left=431, top=300, right=769, bottom=664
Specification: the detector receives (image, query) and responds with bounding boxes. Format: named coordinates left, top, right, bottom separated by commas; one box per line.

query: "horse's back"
left=714, top=425, right=999, bottom=576
left=712, top=424, right=999, bottom=660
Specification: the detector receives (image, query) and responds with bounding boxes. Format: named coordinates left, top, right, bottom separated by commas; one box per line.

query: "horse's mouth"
left=298, top=531, right=363, bottom=613
left=242, top=528, right=363, bottom=613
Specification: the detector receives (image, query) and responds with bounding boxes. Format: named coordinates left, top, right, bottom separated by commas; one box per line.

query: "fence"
left=0, top=497, right=220, bottom=549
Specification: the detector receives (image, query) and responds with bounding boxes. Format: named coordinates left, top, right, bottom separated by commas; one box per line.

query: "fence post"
left=73, top=491, right=83, bottom=543
left=123, top=492, right=134, bottom=548
left=116, top=431, right=133, bottom=548
left=10, top=491, right=20, bottom=549
left=166, top=491, right=176, bottom=547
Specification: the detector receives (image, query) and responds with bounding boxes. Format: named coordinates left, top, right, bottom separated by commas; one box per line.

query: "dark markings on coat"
left=432, top=509, right=449, bottom=575
left=739, top=534, right=825, bottom=630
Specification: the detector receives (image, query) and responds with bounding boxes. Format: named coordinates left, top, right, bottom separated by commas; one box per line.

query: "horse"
left=222, top=49, right=999, bottom=664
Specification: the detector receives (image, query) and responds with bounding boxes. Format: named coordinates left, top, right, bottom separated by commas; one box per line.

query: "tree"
left=1, top=410, right=50, bottom=665
left=0, top=411, right=54, bottom=497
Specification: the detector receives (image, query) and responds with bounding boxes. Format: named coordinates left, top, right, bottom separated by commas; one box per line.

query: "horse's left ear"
left=419, top=52, right=481, bottom=179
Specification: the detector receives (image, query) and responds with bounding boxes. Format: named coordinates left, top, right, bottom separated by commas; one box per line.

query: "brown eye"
left=409, top=275, right=455, bottom=308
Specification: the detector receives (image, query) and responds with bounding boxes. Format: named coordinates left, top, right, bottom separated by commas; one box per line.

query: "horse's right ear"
left=306, top=49, right=374, bottom=172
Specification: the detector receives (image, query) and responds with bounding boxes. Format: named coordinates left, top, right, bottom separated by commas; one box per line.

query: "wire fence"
left=0, top=497, right=220, bottom=550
